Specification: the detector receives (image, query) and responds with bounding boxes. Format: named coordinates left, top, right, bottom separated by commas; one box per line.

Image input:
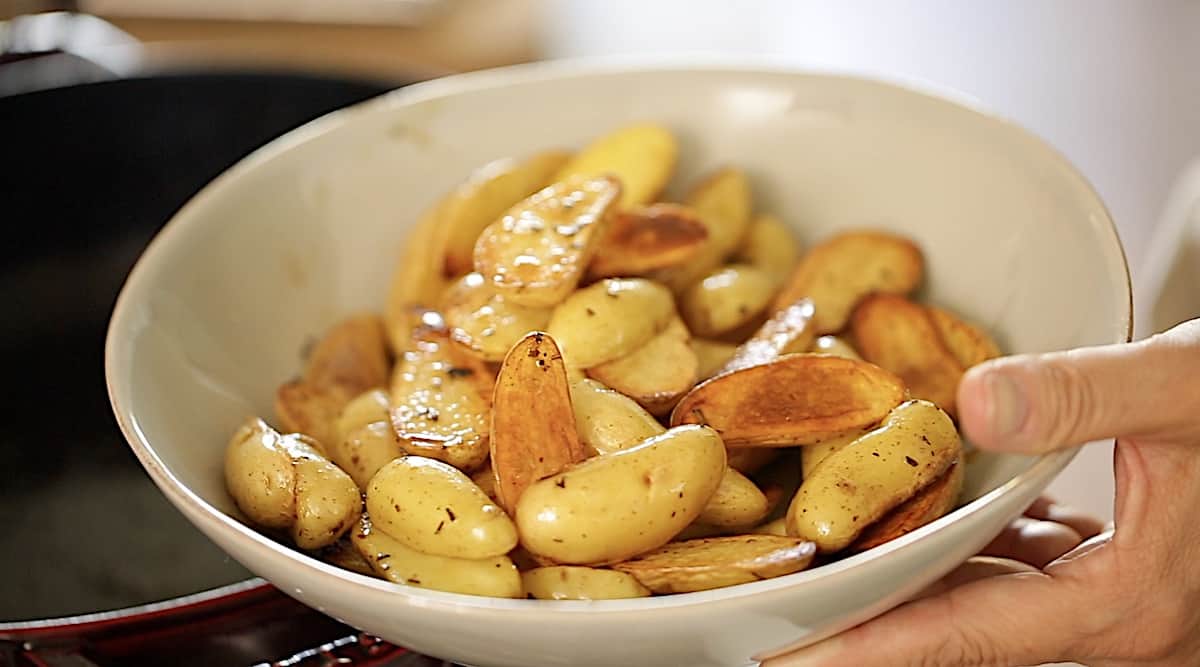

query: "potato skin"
left=546, top=278, right=675, bottom=369
left=335, top=389, right=391, bottom=440
left=852, top=458, right=964, bottom=551
left=612, top=535, right=816, bottom=594
left=522, top=566, right=650, bottom=600
left=585, top=317, right=698, bottom=416
left=366, top=456, right=518, bottom=560
left=786, top=399, right=961, bottom=553
left=698, top=467, right=771, bottom=528
left=515, top=425, right=727, bottom=565
left=653, top=168, right=754, bottom=292
left=552, top=123, right=677, bottom=208
left=734, top=213, right=800, bottom=285
left=442, top=273, right=552, bottom=362
left=329, top=421, right=402, bottom=490
left=587, top=203, right=708, bottom=279
left=570, top=378, right=665, bottom=456
left=681, top=264, right=777, bottom=338
left=352, top=516, right=523, bottom=598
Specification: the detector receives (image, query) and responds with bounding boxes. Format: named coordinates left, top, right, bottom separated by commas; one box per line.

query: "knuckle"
left=1039, top=359, right=1101, bottom=448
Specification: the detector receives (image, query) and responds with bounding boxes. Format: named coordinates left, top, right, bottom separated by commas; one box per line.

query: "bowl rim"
left=105, top=56, right=1132, bottom=614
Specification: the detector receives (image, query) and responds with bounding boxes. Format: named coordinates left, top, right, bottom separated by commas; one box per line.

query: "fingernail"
left=985, top=371, right=1028, bottom=440
left=754, top=636, right=844, bottom=666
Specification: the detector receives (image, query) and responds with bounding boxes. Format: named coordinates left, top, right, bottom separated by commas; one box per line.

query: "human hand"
left=762, top=318, right=1200, bottom=667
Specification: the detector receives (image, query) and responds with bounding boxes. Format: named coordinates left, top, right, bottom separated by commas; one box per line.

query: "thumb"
left=759, top=563, right=1088, bottom=667
left=956, top=318, right=1200, bottom=454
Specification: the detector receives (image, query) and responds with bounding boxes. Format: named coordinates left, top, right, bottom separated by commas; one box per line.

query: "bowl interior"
left=108, top=65, right=1129, bottom=597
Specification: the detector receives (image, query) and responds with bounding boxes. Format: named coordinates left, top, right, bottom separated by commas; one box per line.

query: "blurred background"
left=2, top=0, right=1197, bottom=663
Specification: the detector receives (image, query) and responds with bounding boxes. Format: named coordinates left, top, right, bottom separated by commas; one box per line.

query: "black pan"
left=0, top=66, right=449, bottom=666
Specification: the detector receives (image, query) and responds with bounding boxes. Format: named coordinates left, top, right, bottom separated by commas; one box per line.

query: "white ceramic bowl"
left=106, top=60, right=1131, bottom=667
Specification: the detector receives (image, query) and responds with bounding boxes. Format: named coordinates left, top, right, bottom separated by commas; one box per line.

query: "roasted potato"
left=672, top=354, right=906, bottom=447
left=384, top=203, right=454, bottom=352
left=927, top=306, right=1001, bottom=369
left=733, top=214, right=800, bottom=285
left=612, top=535, right=816, bottom=593
left=570, top=378, right=665, bottom=456
left=811, top=335, right=861, bottom=360
left=787, top=399, right=961, bottom=553
left=654, top=168, right=754, bottom=292
left=366, top=456, right=517, bottom=559
left=750, top=517, right=789, bottom=537
left=334, top=389, right=391, bottom=440
left=773, top=230, right=924, bottom=334
left=313, top=538, right=376, bottom=578
left=442, top=272, right=553, bottom=362
left=680, top=264, right=777, bottom=338
left=586, top=317, right=698, bottom=416
left=852, top=458, right=964, bottom=551
left=546, top=277, right=674, bottom=369
left=274, top=380, right=349, bottom=455
left=726, top=448, right=779, bottom=476
left=305, top=314, right=391, bottom=397
left=697, top=467, right=771, bottom=528
left=851, top=294, right=965, bottom=417
left=552, top=123, right=678, bottom=207
left=719, top=298, right=816, bottom=374
left=690, top=338, right=738, bottom=380
left=799, top=427, right=872, bottom=479
left=516, top=425, right=726, bottom=564
left=522, top=566, right=651, bottom=600
left=352, top=515, right=523, bottom=598
left=440, top=150, right=573, bottom=277
left=474, top=175, right=621, bottom=308
left=224, top=418, right=361, bottom=550
left=490, top=332, right=589, bottom=514
left=587, top=204, right=708, bottom=279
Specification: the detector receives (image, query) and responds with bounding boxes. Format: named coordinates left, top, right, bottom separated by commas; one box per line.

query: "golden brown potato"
left=853, top=459, right=964, bottom=551
left=334, top=389, right=391, bottom=441
left=441, top=273, right=553, bottom=362
left=490, top=332, right=589, bottom=515
left=570, top=378, right=665, bottom=456
left=329, top=421, right=402, bottom=490
left=274, top=380, right=350, bottom=455
left=522, top=566, right=651, bottom=600
left=733, top=214, right=800, bottom=285
left=786, top=399, right=961, bottom=553
left=653, top=168, right=754, bottom=292
left=440, top=150, right=573, bottom=277
left=586, top=318, right=698, bottom=416
left=773, top=230, right=924, bottom=334
left=352, top=515, right=523, bottom=598
left=470, top=461, right=499, bottom=503
left=516, top=425, right=727, bottom=564
left=224, top=418, right=361, bottom=550
left=726, top=448, right=779, bottom=476
left=750, top=518, right=789, bottom=537
left=611, top=535, right=816, bottom=593
left=383, top=204, right=454, bottom=352
left=305, top=314, right=391, bottom=398
left=587, top=204, right=708, bottom=279
left=690, top=338, right=739, bottom=380
left=366, top=456, right=518, bottom=559
left=697, top=467, right=771, bottom=528
left=927, top=306, right=1002, bottom=369
left=719, top=298, right=816, bottom=374
left=474, top=175, right=621, bottom=308
left=313, top=539, right=376, bottom=577
left=680, top=264, right=777, bottom=338
left=672, top=354, right=906, bottom=447
left=851, top=294, right=965, bottom=417
left=546, top=277, right=675, bottom=369
left=810, top=334, right=861, bottom=360
left=552, top=123, right=678, bottom=207
left=389, top=332, right=493, bottom=472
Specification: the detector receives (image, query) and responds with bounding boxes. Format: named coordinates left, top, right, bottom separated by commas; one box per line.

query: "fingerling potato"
left=698, top=467, right=771, bottom=528
left=552, top=123, right=678, bottom=207
left=853, top=458, right=964, bottom=551
left=799, top=427, right=871, bottom=479
left=680, top=264, right=776, bottom=338
left=474, top=175, right=621, bottom=308
left=366, top=456, right=517, bottom=559
left=926, top=306, right=1002, bottom=369
left=335, top=389, right=391, bottom=440
left=773, top=230, right=924, bottom=334
left=569, top=378, right=665, bottom=455
left=329, top=421, right=402, bottom=490
left=750, top=517, right=789, bottom=537
left=274, top=380, right=350, bottom=456
left=490, top=332, right=589, bottom=514
left=851, top=294, right=965, bottom=417
left=786, top=399, right=961, bottom=553
left=811, top=335, right=861, bottom=360
left=522, top=566, right=651, bottom=600
left=352, top=515, right=522, bottom=598
left=516, top=425, right=726, bottom=564
left=305, top=314, right=391, bottom=397
left=672, top=354, right=906, bottom=447
left=586, top=317, right=698, bottom=416
left=654, top=168, right=753, bottom=292
left=726, top=448, right=779, bottom=476
left=390, top=332, right=493, bottom=472
left=690, top=338, right=738, bottom=380
left=441, top=150, right=573, bottom=277
left=442, top=272, right=552, bottom=362
left=546, top=278, right=674, bottom=369
left=612, top=535, right=816, bottom=594
left=719, top=298, right=815, bottom=374
left=733, top=214, right=800, bottom=285
left=587, top=204, right=708, bottom=279
left=384, top=205, right=454, bottom=351
left=313, top=538, right=376, bottom=578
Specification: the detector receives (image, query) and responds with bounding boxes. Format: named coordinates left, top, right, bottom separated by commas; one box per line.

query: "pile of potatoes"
left=223, top=124, right=1001, bottom=600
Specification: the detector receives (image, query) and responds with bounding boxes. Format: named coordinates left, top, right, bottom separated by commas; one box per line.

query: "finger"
left=956, top=319, right=1200, bottom=454
left=979, top=517, right=1083, bottom=568
left=911, top=556, right=1038, bottom=601
left=1024, top=498, right=1107, bottom=539
left=759, top=570, right=1085, bottom=667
